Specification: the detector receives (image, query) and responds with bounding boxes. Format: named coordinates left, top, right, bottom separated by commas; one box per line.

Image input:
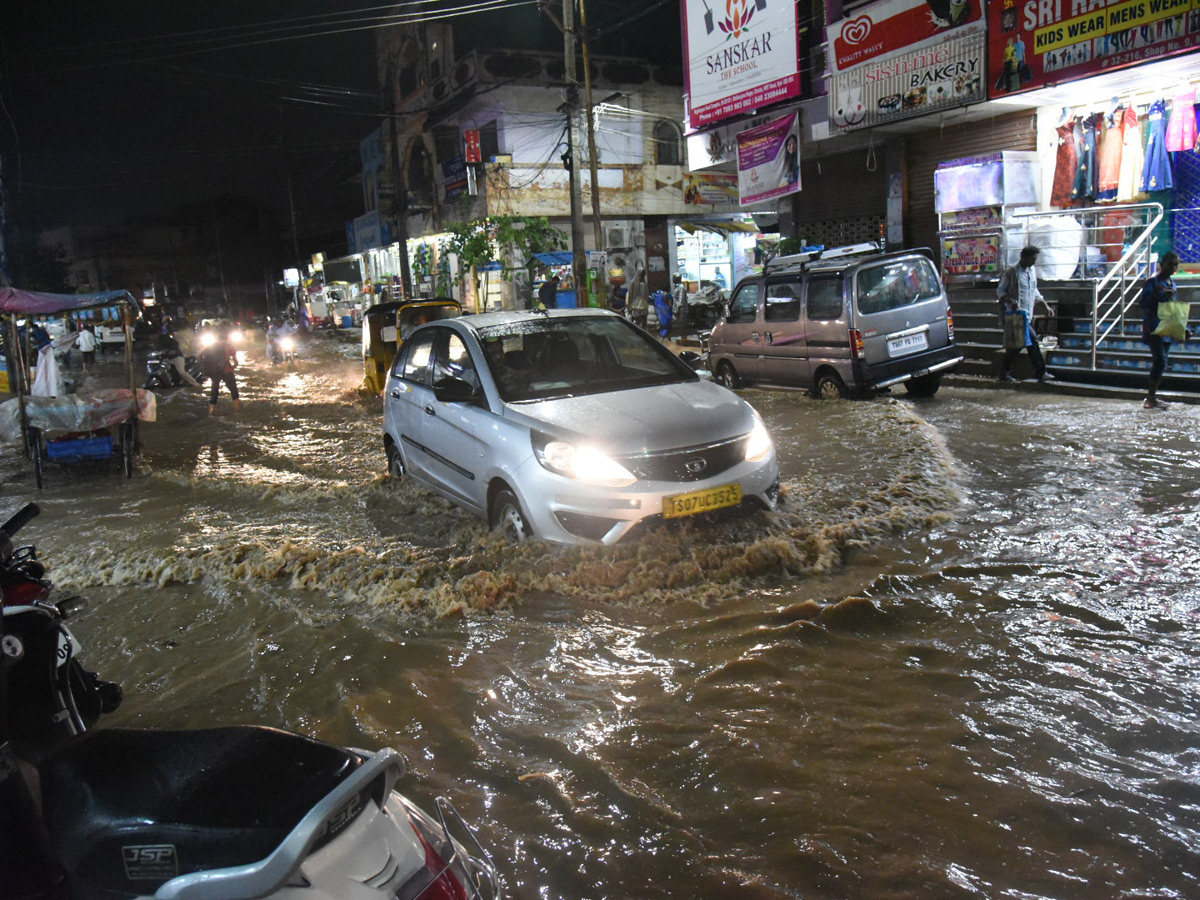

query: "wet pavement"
left=2, top=331, right=1198, bottom=899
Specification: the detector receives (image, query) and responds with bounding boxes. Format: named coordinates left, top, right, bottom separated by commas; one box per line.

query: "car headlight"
left=198, top=332, right=216, bottom=349
left=230, top=330, right=244, bottom=344
left=532, top=432, right=636, bottom=487
left=744, top=413, right=773, bottom=462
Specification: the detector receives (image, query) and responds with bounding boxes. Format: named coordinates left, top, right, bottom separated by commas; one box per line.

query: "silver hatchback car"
left=382, top=309, right=779, bottom=545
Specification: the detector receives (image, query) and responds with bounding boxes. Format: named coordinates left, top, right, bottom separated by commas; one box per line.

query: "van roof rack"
left=764, top=241, right=882, bottom=273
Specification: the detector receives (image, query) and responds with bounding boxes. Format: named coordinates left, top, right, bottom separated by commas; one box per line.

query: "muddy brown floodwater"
left=2, top=333, right=1199, bottom=899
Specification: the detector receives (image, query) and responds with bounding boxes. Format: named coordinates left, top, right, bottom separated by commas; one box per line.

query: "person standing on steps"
left=1139, top=250, right=1181, bottom=410
left=997, top=245, right=1053, bottom=383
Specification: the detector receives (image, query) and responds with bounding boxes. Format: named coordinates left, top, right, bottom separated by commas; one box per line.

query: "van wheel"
left=904, top=373, right=941, bottom=398
left=385, top=441, right=406, bottom=478
left=714, top=361, right=741, bottom=389
left=814, top=371, right=847, bottom=400
left=491, top=489, right=532, bottom=542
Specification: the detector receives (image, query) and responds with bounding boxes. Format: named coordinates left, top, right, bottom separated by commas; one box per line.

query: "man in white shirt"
left=996, top=245, right=1053, bottom=383
left=76, top=323, right=97, bottom=368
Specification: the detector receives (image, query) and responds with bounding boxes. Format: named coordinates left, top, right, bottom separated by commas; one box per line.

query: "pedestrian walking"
left=996, top=245, right=1052, bottom=383
left=199, top=328, right=241, bottom=415
left=1139, top=250, right=1183, bottom=409
left=627, top=262, right=649, bottom=329
left=538, top=274, right=560, bottom=310
left=76, top=323, right=97, bottom=368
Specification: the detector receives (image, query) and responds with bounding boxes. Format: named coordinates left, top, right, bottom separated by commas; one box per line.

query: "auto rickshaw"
left=361, top=297, right=461, bottom=393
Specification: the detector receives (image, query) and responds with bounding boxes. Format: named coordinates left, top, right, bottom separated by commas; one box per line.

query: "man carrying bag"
left=996, top=245, right=1052, bottom=383
left=1139, top=250, right=1186, bottom=409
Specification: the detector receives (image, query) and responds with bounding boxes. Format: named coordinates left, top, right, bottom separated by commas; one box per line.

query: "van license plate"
left=663, top=483, right=743, bottom=519
left=887, top=332, right=928, bottom=357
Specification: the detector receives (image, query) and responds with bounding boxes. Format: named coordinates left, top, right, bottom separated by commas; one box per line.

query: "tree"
left=445, top=215, right=565, bottom=309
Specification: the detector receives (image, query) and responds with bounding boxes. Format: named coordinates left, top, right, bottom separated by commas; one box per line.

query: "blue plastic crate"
left=46, top=434, right=113, bottom=460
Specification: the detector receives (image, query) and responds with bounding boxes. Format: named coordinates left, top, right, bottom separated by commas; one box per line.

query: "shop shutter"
left=907, top=111, right=1037, bottom=253
left=793, top=150, right=889, bottom=246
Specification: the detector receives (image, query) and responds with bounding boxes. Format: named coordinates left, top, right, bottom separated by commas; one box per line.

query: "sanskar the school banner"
left=987, top=0, right=1199, bottom=98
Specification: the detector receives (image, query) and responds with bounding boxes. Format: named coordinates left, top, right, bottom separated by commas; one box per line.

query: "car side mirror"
left=433, top=376, right=477, bottom=404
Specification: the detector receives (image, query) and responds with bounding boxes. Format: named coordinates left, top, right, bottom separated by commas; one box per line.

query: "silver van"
left=706, top=244, right=962, bottom=398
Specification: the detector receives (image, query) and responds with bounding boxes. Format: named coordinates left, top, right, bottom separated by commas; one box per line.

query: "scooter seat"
left=40, top=725, right=366, bottom=898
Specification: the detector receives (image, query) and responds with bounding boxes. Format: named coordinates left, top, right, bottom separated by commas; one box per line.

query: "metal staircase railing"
left=1013, top=202, right=1164, bottom=370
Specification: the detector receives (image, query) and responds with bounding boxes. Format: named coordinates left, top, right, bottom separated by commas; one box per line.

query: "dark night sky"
left=0, top=1, right=681, bottom=235
left=0, top=0, right=382, bottom=232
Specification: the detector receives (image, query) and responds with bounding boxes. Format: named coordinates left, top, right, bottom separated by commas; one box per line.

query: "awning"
left=532, top=251, right=574, bottom=267
left=0, top=288, right=138, bottom=316
left=676, top=221, right=760, bottom=236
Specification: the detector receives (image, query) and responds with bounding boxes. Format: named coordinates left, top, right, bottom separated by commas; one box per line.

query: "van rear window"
left=856, top=259, right=941, bottom=314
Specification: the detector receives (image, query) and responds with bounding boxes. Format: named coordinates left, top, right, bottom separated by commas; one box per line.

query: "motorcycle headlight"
left=279, top=336, right=295, bottom=351
left=744, top=412, right=773, bottom=462
left=532, top=432, right=636, bottom=487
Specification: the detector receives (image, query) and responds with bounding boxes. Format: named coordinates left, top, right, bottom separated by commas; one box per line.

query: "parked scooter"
left=144, top=350, right=204, bottom=389
left=0, top=503, right=502, bottom=900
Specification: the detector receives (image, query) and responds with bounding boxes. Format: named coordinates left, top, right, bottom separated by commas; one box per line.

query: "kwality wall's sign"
left=987, top=0, right=1198, bottom=98
left=683, top=0, right=801, bottom=129
left=826, top=0, right=987, bottom=132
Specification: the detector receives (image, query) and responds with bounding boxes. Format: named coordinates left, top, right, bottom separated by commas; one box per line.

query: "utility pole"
left=0, top=156, right=10, bottom=288
left=561, top=0, right=587, bottom=298
left=387, top=60, right=414, bottom=301
left=579, top=0, right=604, bottom=253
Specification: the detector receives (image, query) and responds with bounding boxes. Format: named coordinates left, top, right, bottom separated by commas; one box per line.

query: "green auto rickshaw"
left=362, top=297, right=461, bottom=394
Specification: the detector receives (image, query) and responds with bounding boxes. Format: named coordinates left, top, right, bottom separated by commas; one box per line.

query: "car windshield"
left=478, top=315, right=696, bottom=402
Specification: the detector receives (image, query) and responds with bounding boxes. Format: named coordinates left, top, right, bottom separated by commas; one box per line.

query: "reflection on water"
left=3, top=340, right=1199, bottom=899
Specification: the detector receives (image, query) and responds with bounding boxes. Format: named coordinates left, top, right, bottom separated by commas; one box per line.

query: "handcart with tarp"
left=0, top=287, right=154, bottom=489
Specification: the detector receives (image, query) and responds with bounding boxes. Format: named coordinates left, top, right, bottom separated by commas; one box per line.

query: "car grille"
left=616, top=436, right=747, bottom=483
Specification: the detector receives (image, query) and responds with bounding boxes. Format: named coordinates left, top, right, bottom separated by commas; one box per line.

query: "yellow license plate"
left=662, top=483, right=743, bottom=519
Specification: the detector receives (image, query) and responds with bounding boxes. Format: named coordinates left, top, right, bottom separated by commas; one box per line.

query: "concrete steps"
left=947, top=279, right=1200, bottom=391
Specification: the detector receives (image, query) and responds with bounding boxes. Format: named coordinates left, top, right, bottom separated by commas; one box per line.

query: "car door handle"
left=764, top=332, right=774, bottom=344
left=424, top=405, right=436, bottom=416
left=389, top=390, right=401, bottom=398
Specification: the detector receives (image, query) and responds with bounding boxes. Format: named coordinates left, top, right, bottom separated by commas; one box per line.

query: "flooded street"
left=3, top=334, right=1199, bottom=899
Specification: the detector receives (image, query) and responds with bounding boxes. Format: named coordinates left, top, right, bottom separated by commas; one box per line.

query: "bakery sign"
left=683, top=0, right=802, bottom=129
left=826, top=0, right=987, bottom=132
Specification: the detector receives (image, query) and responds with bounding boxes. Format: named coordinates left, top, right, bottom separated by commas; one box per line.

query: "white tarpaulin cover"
left=0, top=389, right=156, bottom=443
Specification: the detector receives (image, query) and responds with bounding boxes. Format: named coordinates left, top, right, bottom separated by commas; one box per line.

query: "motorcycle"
left=0, top=502, right=503, bottom=900
left=144, top=350, right=204, bottom=389
left=268, top=333, right=298, bottom=366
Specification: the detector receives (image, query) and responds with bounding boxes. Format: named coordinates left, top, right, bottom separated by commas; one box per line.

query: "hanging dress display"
left=1141, top=99, right=1174, bottom=192
left=1165, top=85, right=1198, bottom=152
left=1051, top=120, right=1080, bottom=208
left=1072, top=114, right=1100, bottom=202
left=1117, top=105, right=1145, bottom=201
left=1096, top=109, right=1124, bottom=201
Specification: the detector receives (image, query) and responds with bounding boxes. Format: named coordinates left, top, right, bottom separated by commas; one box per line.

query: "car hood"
left=504, top=380, right=755, bottom=453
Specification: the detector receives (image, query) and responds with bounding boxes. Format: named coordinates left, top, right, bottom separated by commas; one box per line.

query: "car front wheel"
left=714, top=360, right=741, bottom=389
left=490, top=488, right=532, bottom=542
